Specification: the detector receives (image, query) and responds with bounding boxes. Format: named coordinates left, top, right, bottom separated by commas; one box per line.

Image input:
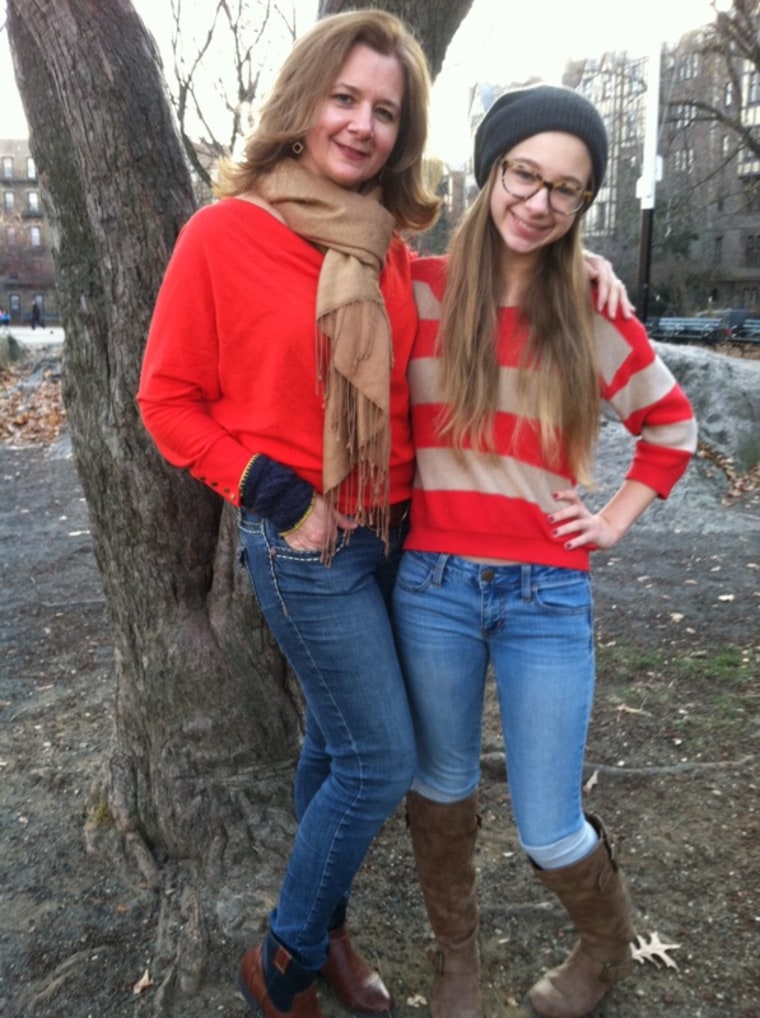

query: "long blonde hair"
left=214, top=10, right=440, bottom=232
left=437, top=159, right=599, bottom=484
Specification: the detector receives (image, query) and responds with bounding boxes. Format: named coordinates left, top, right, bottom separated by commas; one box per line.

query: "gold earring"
left=292, top=141, right=304, bottom=155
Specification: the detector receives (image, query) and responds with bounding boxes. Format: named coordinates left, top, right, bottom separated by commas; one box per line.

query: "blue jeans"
left=238, top=512, right=416, bottom=970
left=392, top=552, right=595, bottom=855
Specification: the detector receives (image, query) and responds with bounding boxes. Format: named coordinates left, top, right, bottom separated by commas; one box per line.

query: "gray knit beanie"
left=473, top=84, right=608, bottom=200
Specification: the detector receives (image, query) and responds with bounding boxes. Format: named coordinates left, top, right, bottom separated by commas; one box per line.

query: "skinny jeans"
left=238, top=511, right=416, bottom=971
left=392, top=552, right=595, bottom=855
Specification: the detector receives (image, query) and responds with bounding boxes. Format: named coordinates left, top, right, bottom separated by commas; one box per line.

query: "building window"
left=2, top=157, right=13, bottom=180
left=673, top=148, right=694, bottom=173
left=26, top=157, right=37, bottom=180
left=30, top=226, right=41, bottom=247
left=27, top=191, right=40, bottom=213
left=673, top=103, right=690, bottom=131
left=677, top=52, right=699, bottom=81
left=6, top=227, right=17, bottom=246
left=592, top=201, right=607, bottom=233
left=744, top=176, right=760, bottom=211
left=4, top=191, right=14, bottom=211
left=745, top=234, right=760, bottom=267
left=747, top=69, right=760, bottom=106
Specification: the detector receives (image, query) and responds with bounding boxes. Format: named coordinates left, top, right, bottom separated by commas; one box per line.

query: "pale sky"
left=1, top=0, right=719, bottom=165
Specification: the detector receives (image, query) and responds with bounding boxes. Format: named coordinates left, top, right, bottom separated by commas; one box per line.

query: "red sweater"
left=138, top=198, right=418, bottom=509
left=406, top=256, right=697, bottom=570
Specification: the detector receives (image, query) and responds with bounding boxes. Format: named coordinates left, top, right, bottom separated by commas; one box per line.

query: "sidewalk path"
left=2, top=324, right=64, bottom=348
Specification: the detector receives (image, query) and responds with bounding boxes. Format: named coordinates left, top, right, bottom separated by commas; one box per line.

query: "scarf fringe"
left=317, top=300, right=393, bottom=552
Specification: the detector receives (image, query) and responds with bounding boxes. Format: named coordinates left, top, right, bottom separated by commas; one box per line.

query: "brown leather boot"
left=238, top=933, right=324, bottom=1017
left=406, top=791, right=482, bottom=1018
left=525, top=815, right=635, bottom=1018
left=320, top=925, right=394, bottom=1015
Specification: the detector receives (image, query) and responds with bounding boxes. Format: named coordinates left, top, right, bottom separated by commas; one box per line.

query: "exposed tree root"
left=82, top=763, right=299, bottom=1014
left=480, top=751, right=756, bottom=783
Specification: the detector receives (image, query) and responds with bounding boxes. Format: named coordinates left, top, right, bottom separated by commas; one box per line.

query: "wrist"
left=280, top=491, right=317, bottom=536
left=240, top=454, right=316, bottom=533
left=597, top=512, right=626, bottom=546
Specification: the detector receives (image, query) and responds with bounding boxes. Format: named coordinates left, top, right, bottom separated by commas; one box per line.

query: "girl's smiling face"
left=489, top=131, right=592, bottom=263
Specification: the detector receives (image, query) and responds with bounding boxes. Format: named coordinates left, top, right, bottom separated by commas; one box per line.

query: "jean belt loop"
left=521, top=563, right=532, bottom=601
left=432, top=553, right=449, bottom=587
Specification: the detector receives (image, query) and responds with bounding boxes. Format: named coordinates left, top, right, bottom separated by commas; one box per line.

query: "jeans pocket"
left=395, top=551, right=443, bottom=594
left=531, top=569, right=592, bottom=615
left=239, top=509, right=347, bottom=561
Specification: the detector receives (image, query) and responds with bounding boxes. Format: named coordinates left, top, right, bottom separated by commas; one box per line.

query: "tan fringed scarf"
left=256, top=161, right=396, bottom=549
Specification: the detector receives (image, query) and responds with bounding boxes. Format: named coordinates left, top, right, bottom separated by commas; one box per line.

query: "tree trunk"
left=7, top=0, right=304, bottom=999
left=6, top=0, right=469, bottom=1008
left=319, top=0, right=474, bottom=77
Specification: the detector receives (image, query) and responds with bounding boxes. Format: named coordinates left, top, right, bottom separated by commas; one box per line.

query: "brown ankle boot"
left=406, top=791, right=482, bottom=1018
left=238, top=933, right=324, bottom=1017
left=525, top=815, right=635, bottom=1018
left=320, top=925, right=394, bottom=1015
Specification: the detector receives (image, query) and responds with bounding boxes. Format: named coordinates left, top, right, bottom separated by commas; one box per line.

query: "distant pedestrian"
left=31, top=302, right=41, bottom=330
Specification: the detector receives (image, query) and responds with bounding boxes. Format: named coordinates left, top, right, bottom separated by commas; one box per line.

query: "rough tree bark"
left=319, top=0, right=474, bottom=77
left=6, top=0, right=469, bottom=1009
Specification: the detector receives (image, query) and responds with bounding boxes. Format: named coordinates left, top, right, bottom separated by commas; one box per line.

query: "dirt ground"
left=1, top=345, right=758, bottom=1018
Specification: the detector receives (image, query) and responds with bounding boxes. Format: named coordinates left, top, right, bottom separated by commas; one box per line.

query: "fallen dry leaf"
left=132, top=968, right=153, bottom=995
left=1, top=365, right=67, bottom=447
left=616, top=704, right=652, bottom=716
left=632, top=930, right=681, bottom=970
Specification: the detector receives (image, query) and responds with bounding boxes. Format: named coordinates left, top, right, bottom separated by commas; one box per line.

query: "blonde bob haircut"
left=214, top=9, right=440, bottom=233
left=437, top=157, right=600, bottom=486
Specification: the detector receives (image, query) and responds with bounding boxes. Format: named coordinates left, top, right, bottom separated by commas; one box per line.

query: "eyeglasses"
left=500, top=160, right=592, bottom=216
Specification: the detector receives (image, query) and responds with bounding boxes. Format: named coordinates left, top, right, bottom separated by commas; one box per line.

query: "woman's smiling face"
left=298, top=43, right=404, bottom=191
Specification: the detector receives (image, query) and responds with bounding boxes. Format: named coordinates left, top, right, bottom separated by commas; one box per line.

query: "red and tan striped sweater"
left=405, top=256, right=697, bottom=570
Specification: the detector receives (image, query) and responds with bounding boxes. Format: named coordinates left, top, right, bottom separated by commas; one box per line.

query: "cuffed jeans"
left=392, top=552, right=596, bottom=857
left=238, top=511, right=416, bottom=970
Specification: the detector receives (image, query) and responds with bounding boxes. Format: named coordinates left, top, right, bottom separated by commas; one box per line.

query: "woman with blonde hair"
left=394, top=84, right=697, bottom=1018
left=139, top=10, right=437, bottom=1017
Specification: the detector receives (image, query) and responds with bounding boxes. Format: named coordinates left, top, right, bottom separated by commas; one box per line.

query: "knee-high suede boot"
left=406, top=791, right=482, bottom=1018
left=525, top=815, right=635, bottom=1018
